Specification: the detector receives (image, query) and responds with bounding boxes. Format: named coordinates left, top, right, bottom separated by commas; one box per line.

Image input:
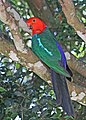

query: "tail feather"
left=51, top=70, right=74, bottom=117
left=51, top=70, right=62, bottom=105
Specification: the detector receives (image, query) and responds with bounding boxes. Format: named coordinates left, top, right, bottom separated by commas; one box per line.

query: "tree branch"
left=67, top=54, right=86, bottom=78
left=27, top=0, right=57, bottom=28
left=0, top=0, right=31, bottom=53
left=58, top=0, right=86, bottom=42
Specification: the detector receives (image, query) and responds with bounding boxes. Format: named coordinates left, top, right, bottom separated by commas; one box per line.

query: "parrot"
left=26, top=17, right=74, bottom=117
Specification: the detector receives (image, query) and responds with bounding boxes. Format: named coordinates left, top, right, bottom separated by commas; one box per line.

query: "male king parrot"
left=26, top=17, right=74, bottom=117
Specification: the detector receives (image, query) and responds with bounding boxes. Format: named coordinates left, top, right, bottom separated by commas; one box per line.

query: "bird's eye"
left=32, top=19, right=36, bottom=22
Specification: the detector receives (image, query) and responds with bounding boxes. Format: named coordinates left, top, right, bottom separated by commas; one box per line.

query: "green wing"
left=32, top=28, right=70, bottom=77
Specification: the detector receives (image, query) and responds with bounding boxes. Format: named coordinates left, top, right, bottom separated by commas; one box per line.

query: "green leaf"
left=15, top=63, right=20, bottom=69
left=0, top=86, right=7, bottom=92
left=64, top=115, right=74, bottom=120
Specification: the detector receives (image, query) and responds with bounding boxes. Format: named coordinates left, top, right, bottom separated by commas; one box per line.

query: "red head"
left=26, top=17, right=47, bottom=35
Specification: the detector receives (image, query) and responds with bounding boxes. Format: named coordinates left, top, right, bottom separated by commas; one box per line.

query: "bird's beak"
left=26, top=21, right=32, bottom=30
left=29, top=25, right=33, bottom=29
left=24, top=22, right=32, bottom=36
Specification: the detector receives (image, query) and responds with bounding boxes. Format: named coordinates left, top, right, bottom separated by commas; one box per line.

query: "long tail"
left=51, top=70, right=74, bottom=117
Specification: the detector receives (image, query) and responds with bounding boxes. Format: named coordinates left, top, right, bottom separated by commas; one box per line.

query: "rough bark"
left=0, top=0, right=86, bottom=105
left=27, top=0, right=57, bottom=28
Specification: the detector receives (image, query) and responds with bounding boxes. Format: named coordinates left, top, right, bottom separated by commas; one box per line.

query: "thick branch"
left=27, top=0, right=57, bottom=28
left=58, top=0, right=86, bottom=42
left=0, top=0, right=31, bottom=53
left=66, top=53, right=86, bottom=78
left=0, top=35, right=50, bottom=82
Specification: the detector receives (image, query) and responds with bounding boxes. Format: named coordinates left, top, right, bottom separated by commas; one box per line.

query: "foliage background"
left=0, top=0, right=86, bottom=120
